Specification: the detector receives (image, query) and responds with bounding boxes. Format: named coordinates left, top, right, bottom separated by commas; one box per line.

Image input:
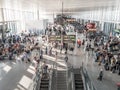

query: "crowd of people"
left=83, top=31, right=120, bottom=80
left=94, top=37, right=120, bottom=75
left=45, top=23, right=120, bottom=81
left=0, top=33, right=45, bottom=69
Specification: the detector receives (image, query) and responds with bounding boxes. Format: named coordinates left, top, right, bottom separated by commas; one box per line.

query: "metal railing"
left=66, top=61, right=75, bottom=90
left=48, top=64, right=54, bottom=90
left=81, top=66, right=97, bottom=90
left=28, top=63, right=42, bottom=90
left=28, top=63, right=54, bottom=90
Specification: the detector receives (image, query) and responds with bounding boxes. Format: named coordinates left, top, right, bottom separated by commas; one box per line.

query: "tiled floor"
left=0, top=60, right=35, bottom=90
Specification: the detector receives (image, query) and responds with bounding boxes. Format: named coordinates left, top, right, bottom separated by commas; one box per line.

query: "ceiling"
left=0, top=0, right=119, bottom=14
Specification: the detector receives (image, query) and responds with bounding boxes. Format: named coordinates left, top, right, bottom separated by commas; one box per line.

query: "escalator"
left=40, top=68, right=53, bottom=90
left=56, top=71, right=67, bottom=90
left=74, top=69, right=84, bottom=90
left=40, top=76, right=49, bottom=90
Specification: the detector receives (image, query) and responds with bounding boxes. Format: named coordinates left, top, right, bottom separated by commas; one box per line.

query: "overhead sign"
left=49, top=35, right=56, bottom=41
left=63, top=35, right=76, bottom=42
left=66, top=19, right=76, bottom=22
left=49, top=35, right=76, bottom=43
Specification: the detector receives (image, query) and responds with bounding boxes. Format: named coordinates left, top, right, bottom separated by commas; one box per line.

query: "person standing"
left=42, top=61, right=48, bottom=78
left=45, top=47, right=47, bottom=55
left=65, top=46, right=68, bottom=54
left=77, top=38, right=81, bottom=48
left=82, top=39, right=85, bottom=46
left=98, top=69, right=103, bottom=81
left=64, top=55, right=68, bottom=62
left=49, top=47, right=52, bottom=56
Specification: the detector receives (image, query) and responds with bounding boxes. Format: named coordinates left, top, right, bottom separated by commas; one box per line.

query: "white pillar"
left=74, top=32, right=77, bottom=55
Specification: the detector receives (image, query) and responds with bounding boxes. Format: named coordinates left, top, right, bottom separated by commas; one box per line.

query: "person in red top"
left=77, top=38, right=81, bottom=48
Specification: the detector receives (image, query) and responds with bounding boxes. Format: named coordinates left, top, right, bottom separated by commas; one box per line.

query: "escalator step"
left=41, top=79, right=49, bottom=81
left=76, top=88, right=84, bottom=90
left=40, top=88, right=48, bottom=90
left=41, top=83, right=49, bottom=85
left=75, top=86, right=84, bottom=88
left=40, top=85, right=49, bottom=88
left=75, top=74, right=82, bottom=76
left=74, top=73, right=84, bottom=90
left=75, top=82, right=83, bottom=85
left=75, top=80, right=83, bottom=82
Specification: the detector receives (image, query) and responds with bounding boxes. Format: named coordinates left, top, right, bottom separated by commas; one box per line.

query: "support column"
left=74, top=32, right=77, bottom=55
left=37, top=9, right=39, bottom=20
left=1, top=8, right=6, bottom=41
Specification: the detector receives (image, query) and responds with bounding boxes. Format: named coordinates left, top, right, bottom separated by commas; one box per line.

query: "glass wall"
left=3, top=9, right=37, bottom=21
left=1, top=8, right=41, bottom=35
left=0, top=8, right=3, bottom=22
left=103, top=22, right=117, bottom=36
left=72, top=2, right=120, bottom=35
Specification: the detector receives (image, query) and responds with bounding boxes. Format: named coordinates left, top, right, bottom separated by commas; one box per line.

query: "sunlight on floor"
left=19, top=75, right=32, bottom=89
left=29, top=65, right=35, bottom=70
left=3, top=65, right=12, bottom=73
left=57, top=67, right=67, bottom=71
left=43, top=55, right=56, bottom=62
left=44, top=55, right=66, bottom=65
left=12, top=62, right=16, bottom=65
left=27, top=68, right=35, bottom=75
left=17, top=84, right=26, bottom=90
left=57, top=61, right=66, bottom=67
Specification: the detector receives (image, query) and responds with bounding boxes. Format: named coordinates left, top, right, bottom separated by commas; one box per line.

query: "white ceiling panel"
left=0, top=0, right=119, bottom=13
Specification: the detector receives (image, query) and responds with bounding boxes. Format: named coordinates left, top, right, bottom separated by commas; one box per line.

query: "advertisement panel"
left=87, top=23, right=96, bottom=29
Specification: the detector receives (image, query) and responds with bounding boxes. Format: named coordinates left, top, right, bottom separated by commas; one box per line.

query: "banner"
left=86, top=23, right=96, bottom=29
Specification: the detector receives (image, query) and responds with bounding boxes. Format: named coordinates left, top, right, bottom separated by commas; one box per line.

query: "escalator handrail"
left=72, top=69, right=75, bottom=90
left=66, top=61, right=75, bottom=90
left=48, top=68, right=53, bottom=90
left=34, top=65, right=42, bottom=90
left=81, top=66, right=97, bottom=90
left=80, top=67, right=87, bottom=90
left=29, top=63, right=42, bottom=90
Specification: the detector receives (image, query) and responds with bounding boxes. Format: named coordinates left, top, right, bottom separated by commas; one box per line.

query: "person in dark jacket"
left=98, top=69, right=103, bottom=81
left=64, top=55, right=68, bottom=62
left=45, top=47, right=47, bottom=54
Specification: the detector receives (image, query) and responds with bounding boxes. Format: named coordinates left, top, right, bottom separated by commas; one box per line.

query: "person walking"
left=98, top=69, right=103, bottom=81
left=64, top=55, right=68, bottom=62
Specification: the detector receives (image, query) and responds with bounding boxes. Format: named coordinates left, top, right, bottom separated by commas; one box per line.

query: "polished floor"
left=0, top=34, right=119, bottom=90
left=0, top=60, right=35, bottom=90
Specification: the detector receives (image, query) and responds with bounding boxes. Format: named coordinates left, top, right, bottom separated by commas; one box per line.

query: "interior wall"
left=0, top=8, right=3, bottom=21
left=25, top=19, right=49, bottom=34
left=72, top=6, right=120, bottom=23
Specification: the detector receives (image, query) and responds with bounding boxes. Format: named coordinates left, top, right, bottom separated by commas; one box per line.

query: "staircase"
left=40, top=74, right=49, bottom=90
left=74, top=69, right=84, bottom=90
left=56, top=71, right=67, bottom=90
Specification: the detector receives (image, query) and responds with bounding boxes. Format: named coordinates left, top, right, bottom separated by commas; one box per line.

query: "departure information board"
left=49, top=35, right=76, bottom=43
